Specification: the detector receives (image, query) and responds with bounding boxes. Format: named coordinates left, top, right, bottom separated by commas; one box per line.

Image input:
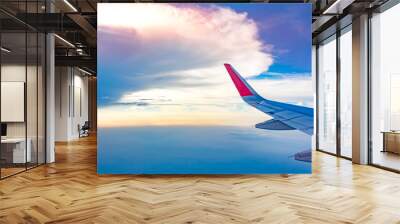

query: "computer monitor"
left=1, top=123, right=7, bottom=137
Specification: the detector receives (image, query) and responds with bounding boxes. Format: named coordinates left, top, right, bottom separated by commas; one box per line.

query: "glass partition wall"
left=0, top=31, right=27, bottom=177
left=0, top=3, right=46, bottom=179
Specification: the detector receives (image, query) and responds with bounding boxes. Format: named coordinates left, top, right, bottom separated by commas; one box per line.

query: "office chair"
left=79, top=121, right=90, bottom=138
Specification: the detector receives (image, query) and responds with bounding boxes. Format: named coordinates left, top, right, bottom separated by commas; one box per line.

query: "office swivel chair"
left=79, top=121, right=90, bottom=138
left=1, top=123, right=7, bottom=140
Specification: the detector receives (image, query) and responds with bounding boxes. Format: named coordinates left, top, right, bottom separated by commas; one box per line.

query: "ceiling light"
left=76, top=48, right=85, bottom=55
left=323, top=0, right=341, bottom=14
left=1, top=47, right=11, bottom=53
left=63, top=0, right=78, bottom=12
left=54, top=34, right=75, bottom=48
left=322, top=0, right=355, bottom=15
left=78, top=67, right=93, bottom=76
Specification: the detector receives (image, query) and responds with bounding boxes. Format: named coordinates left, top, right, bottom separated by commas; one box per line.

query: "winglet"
left=224, top=63, right=256, bottom=97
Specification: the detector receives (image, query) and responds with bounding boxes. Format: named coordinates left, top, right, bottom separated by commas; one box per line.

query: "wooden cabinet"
left=382, top=132, right=400, bottom=154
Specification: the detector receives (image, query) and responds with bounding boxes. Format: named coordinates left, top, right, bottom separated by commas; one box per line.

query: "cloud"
left=98, top=72, right=313, bottom=127
left=249, top=72, right=311, bottom=80
left=98, top=3, right=273, bottom=105
left=248, top=76, right=313, bottom=107
left=247, top=72, right=314, bottom=107
left=97, top=3, right=312, bottom=127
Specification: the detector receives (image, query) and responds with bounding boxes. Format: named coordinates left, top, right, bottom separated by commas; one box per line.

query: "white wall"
left=55, top=67, right=70, bottom=141
left=1, top=65, right=39, bottom=138
left=1, top=65, right=25, bottom=128
left=55, top=67, right=89, bottom=141
left=1, top=63, right=46, bottom=164
left=70, top=72, right=89, bottom=138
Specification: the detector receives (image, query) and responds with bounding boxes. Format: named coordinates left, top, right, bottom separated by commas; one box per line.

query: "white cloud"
left=248, top=75, right=313, bottom=107
left=97, top=3, right=312, bottom=126
left=98, top=3, right=273, bottom=84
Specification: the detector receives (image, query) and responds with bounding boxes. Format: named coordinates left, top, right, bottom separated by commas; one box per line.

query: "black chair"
left=79, top=121, right=90, bottom=138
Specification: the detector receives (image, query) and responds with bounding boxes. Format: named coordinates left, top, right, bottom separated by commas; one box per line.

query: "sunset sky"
left=97, top=3, right=312, bottom=127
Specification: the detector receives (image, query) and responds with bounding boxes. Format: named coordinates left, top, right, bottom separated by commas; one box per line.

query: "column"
left=352, top=14, right=369, bottom=164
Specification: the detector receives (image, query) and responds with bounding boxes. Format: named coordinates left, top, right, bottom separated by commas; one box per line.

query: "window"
left=317, top=35, right=337, bottom=154
left=339, top=27, right=352, bottom=158
left=370, top=2, right=400, bottom=171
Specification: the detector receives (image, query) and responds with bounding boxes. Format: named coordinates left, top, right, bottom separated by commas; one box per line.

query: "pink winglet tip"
left=224, top=64, right=253, bottom=97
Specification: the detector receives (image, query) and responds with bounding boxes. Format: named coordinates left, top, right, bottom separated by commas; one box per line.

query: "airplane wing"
left=224, top=63, right=314, bottom=135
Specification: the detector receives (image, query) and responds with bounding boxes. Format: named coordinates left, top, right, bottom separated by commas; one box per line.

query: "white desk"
left=1, top=138, right=31, bottom=163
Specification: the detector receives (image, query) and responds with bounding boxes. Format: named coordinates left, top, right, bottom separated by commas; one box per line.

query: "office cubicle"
left=0, top=1, right=46, bottom=179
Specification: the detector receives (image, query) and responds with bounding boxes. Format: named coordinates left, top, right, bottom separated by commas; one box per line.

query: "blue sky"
left=97, top=3, right=312, bottom=127
left=220, top=3, right=311, bottom=74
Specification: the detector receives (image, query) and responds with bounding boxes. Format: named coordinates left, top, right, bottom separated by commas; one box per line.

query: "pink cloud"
left=98, top=3, right=273, bottom=78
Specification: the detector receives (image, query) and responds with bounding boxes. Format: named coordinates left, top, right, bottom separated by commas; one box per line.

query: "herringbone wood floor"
left=1, top=135, right=400, bottom=224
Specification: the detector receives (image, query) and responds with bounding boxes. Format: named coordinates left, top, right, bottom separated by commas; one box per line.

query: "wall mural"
left=97, top=3, right=313, bottom=174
